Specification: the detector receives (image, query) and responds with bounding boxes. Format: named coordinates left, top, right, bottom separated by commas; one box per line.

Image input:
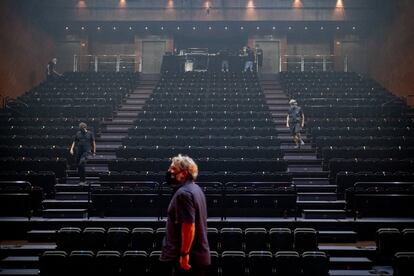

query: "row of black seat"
left=100, top=171, right=293, bottom=183
left=0, top=135, right=74, bottom=146
left=345, top=182, right=414, bottom=218
left=55, top=227, right=317, bottom=253
left=311, top=127, right=414, bottom=137
left=315, top=136, right=414, bottom=148
left=108, top=158, right=288, bottom=173
left=115, top=146, right=282, bottom=159
left=40, top=249, right=329, bottom=276
left=122, top=136, right=281, bottom=147
left=133, top=118, right=275, bottom=127
left=320, top=147, right=414, bottom=160
left=128, top=126, right=279, bottom=136
left=376, top=228, right=414, bottom=261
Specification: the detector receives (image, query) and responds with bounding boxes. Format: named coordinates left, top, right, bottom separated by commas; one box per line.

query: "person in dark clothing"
left=220, top=49, right=229, bottom=72
left=160, top=154, right=210, bottom=276
left=69, top=122, right=96, bottom=183
left=286, top=99, right=305, bottom=148
left=244, top=46, right=254, bottom=72
left=255, top=44, right=263, bottom=71
left=46, top=58, right=62, bottom=80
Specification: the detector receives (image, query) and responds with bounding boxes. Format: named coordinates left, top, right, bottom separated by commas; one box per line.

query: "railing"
left=73, top=54, right=138, bottom=72
left=280, top=55, right=348, bottom=72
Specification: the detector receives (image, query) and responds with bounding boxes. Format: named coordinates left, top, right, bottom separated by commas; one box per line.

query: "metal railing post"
left=323, top=56, right=327, bottom=72
left=73, top=55, right=77, bottom=72
left=279, top=56, right=282, bottom=72
left=300, top=56, right=305, bottom=72
left=94, top=56, right=98, bottom=72
left=344, top=55, right=348, bottom=72
left=116, top=55, right=120, bottom=72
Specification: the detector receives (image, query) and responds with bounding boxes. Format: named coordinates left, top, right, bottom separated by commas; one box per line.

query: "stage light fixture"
left=304, top=26, right=308, bottom=30
left=256, top=26, right=260, bottom=30
left=97, top=26, right=101, bottom=30
left=288, top=26, right=292, bottom=30
left=129, top=26, right=132, bottom=30
left=224, top=26, right=228, bottom=30
left=177, top=26, right=180, bottom=30
left=81, top=26, right=85, bottom=30
left=145, top=26, right=148, bottom=30
left=208, top=26, right=212, bottom=30
left=320, top=26, right=324, bottom=30
left=193, top=26, right=196, bottom=30
left=336, top=26, right=340, bottom=30
left=161, top=26, right=164, bottom=30
left=240, top=26, right=244, bottom=30
left=353, top=26, right=356, bottom=30
left=65, top=26, right=69, bottom=30
left=272, top=26, right=276, bottom=30
left=113, top=26, right=117, bottom=30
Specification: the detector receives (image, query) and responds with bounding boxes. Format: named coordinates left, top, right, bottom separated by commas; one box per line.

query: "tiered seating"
left=90, top=181, right=297, bottom=218
left=1, top=72, right=136, bottom=183
left=0, top=181, right=43, bottom=217
left=345, top=182, right=414, bottom=218
left=280, top=72, right=414, bottom=186
left=113, top=71, right=284, bottom=178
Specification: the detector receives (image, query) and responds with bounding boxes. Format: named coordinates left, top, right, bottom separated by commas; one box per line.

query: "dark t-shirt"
left=160, top=181, right=211, bottom=266
left=247, top=49, right=255, bottom=62
left=288, top=106, right=303, bottom=123
left=73, top=130, right=95, bottom=152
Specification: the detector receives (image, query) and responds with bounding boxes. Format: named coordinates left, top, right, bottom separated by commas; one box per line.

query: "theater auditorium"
left=1, top=0, right=414, bottom=275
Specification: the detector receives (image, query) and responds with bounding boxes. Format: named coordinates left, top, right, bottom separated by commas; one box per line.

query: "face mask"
left=165, top=171, right=180, bottom=186
left=80, top=128, right=86, bottom=133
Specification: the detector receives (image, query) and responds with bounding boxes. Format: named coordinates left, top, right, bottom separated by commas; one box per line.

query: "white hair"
left=171, top=154, right=199, bottom=180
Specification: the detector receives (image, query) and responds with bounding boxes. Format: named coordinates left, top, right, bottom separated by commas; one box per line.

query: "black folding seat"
left=248, top=251, right=273, bottom=276
left=221, top=251, right=246, bottom=276
left=207, top=228, right=219, bottom=252
left=82, top=227, right=106, bottom=251
left=56, top=227, right=82, bottom=251
left=393, top=252, right=414, bottom=276
left=207, top=251, right=219, bottom=276
left=274, top=251, right=301, bottom=276
left=294, top=228, right=318, bottom=253
left=220, top=228, right=243, bottom=251
left=245, top=228, right=268, bottom=252
left=376, top=228, right=401, bottom=262
left=149, top=250, right=171, bottom=276
left=95, top=251, right=121, bottom=276
left=39, top=251, right=67, bottom=276
left=106, top=227, right=131, bottom=251
left=121, top=251, right=148, bottom=276
left=401, top=229, right=414, bottom=252
left=67, top=250, right=95, bottom=275
left=269, top=228, right=293, bottom=252
left=131, top=227, right=154, bottom=252
left=302, top=251, right=329, bottom=276
left=154, top=227, right=166, bottom=250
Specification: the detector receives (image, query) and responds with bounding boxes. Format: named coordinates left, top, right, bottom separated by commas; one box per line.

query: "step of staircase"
left=115, top=111, right=140, bottom=117
left=329, top=270, right=385, bottom=276
left=42, top=208, right=88, bottom=219
left=302, top=209, right=347, bottom=219
left=27, top=230, right=56, bottom=242
left=0, top=256, right=39, bottom=269
left=118, top=105, right=144, bottom=111
left=319, top=245, right=376, bottom=258
left=55, top=192, right=88, bottom=200
left=0, top=269, right=39, bottom=276
left=319, top=231, right=358, bottom=243
left=55, top=183, right=99, bottom=192
left=298, top=192, right=337, bottom=201
left=297, top=200, right=346, bottom=210
left=330, top=257, right=373, bottom=270
left=42, top=199, right=89, bottom=209
left=293, top=177, right=330, bottom=185
left=0, top=244, right=56, bottom=256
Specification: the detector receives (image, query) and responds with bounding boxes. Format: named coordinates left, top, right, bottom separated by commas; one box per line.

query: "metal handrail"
left=73, top=54, right=138, bottom=72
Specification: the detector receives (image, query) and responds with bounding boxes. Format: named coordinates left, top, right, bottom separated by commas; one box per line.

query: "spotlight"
left=177, top=26, right=180, bottom=30
left=256, top=26, right=260, bottom=30
left=336, top=26, right=340, bottom=30
left=304, top=26, right=308, bottom=30
left=161, top=26, right=164, bottom=30
left=97, top=26, right=101, bottom=30
left=81, top=26, right=85, bottom=30
left=224, top=26, right=228, bottom=30
left=129, top=26, right=132, bottom=30
left=320, top=26, right=324, bottom=30
left=65, top=26, right=69, bottom=30
left=113, top=26, right=117, bottom=30
left=240, top=26, right=244, bottom=30
left=272, top=26, right=276, bottom=30
left=193, top=26, right=196, bottom=30
left=208, top=26, right=212, bottom=30
left=288, top=26, right=292, bottom=30
left=352, top=26, right=356, bottom=30
left=145, top=26, right=148, bottom=30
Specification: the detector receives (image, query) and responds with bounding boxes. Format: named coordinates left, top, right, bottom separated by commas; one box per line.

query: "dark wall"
left=367, top=0, right=414, bottom=99
left=0, top=1, right=56, bottom=99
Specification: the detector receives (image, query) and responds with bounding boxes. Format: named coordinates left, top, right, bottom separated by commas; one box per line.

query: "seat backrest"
left=221, top=251, right=246, bottom=276
left=302, top=251, right=329, bottom=276
left=39, top=251, right=67, bottom=276
left=121, top=251, right=148, bottom=276
left=269, top=228, right=292, bottom=252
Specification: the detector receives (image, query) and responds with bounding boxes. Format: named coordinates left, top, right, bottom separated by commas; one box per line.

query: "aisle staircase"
left=260, top=74, right=346, bottom=219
